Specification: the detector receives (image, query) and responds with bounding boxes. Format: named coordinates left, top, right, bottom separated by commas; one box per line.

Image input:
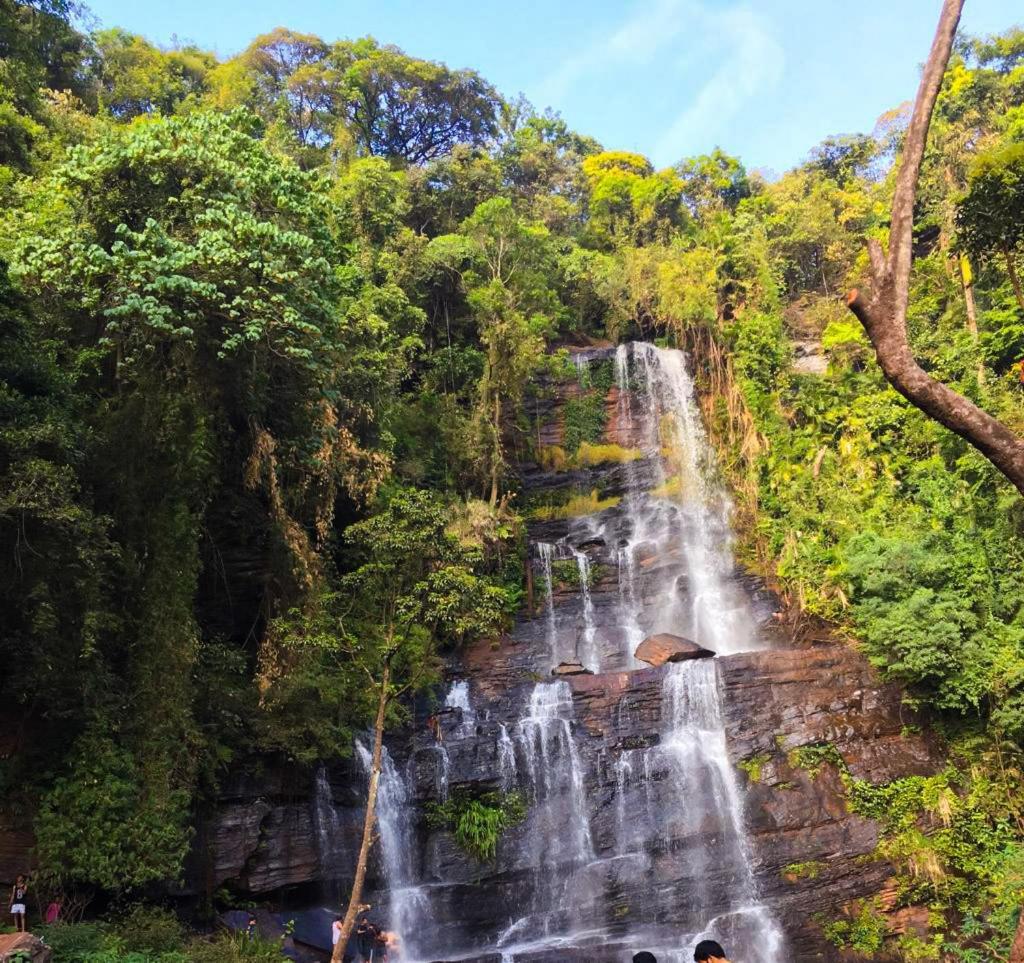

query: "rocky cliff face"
left=180, top=343, right=945, bottom=963
left=186, top=642, right=939, bottom=961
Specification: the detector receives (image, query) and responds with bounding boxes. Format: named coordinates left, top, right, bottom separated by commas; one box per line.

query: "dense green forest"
left=2, top=1, right=1024, bottom=959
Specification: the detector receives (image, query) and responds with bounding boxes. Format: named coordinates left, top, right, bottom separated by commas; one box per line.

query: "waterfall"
left=649, top=661, right=784, bottom=961
left=330, top=342, right=785, bottom=962
left=495, top=681, right=599, bottom=952
left=624, top=343, right=757, bottom=655
left=535, top=541, right=559, bottom=662
left=570, top=548, right=599, bottom=670
left=498, top=723, right=517, bottom=791
left=356, top=741, right=429, bottom=960
left=517, top=681, right=594, bottom=865
left=445, top=679, right=476, bottom=734
left=311, top=765, right=345, bottom=890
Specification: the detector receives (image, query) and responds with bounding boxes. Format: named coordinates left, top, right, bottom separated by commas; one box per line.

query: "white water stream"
left=324, top=343, right=783, bottom=962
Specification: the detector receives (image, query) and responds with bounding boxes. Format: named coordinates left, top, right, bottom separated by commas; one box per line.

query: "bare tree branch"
left=846, top=0, right=1024, bottom=496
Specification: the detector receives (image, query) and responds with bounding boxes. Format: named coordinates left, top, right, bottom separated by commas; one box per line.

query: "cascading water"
left=355, top=741, right=430, bottom=959
left=535, top=541, right=560, bottom=662
left=494, top=681, right=604, bottom=957
left=631, top=660, right=785, bottom=962
left=323, top=342, right=784, bottom=963
left=311, top=765, right=346, bottom=896
left=570, top=548, right=599, bottom=669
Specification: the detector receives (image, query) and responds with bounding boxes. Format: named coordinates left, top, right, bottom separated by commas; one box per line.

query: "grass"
left=651, top=474, right=685, bottom=499
left=529, top=489, right=621, bottom=521
left=536, top=442, right=642, bottom=472
left=574, top=442, right=643, bottom=468
left=782, top=860, right=826, bottom=881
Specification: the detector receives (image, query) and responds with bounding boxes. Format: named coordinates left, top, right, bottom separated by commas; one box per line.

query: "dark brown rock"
left=0, top=817, right=35, bottom=884
left=634, top=632, right=714, bottom=666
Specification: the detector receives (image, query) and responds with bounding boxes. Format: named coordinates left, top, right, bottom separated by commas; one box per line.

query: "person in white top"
left=332, top=916, right=344, bottom=949
left=9, top=875, right=28, bottom=932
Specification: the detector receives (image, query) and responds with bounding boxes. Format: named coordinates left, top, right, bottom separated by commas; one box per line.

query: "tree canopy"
left=1, top=3, right=1024, bottom=955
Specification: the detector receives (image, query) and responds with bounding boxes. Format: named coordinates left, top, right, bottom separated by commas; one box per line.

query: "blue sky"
left=79, top=0, right=1021, bottom=174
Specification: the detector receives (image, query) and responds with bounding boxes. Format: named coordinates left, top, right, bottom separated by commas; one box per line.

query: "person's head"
left=633, top=953, right=658, bottom=963
left=15, top=874, right=25, bottom=886
left=334, top=916, right=343, bottom=923
left=694, top=940, right=727, bottom=962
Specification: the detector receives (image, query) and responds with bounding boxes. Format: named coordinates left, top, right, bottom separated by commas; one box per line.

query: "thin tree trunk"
left=960, top=255, right=979, bottom=337
left=1010, top=907, right=1024, bottom=963
left=846, top=0, right=1024, bottom=498
left=1002, top=244, right=1024, bottom=311
left=331, top=660, right=391, bottom=963
left=489, top=393, right=502, bottom=507
left=959, top=254, right=985, bottom=385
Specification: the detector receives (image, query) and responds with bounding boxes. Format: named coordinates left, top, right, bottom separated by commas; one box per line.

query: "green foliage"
left=36, top=920, right=288, bottom=963
left=581, top=151, right=688, bottom=246
left=92, top=29, right=213, bottom=118
left=1, top=9, right=1023, bottom=959
left=527, top=489, right=621, bottom=522
left=184, top=933, right=289, bottom=963
left=738, top=754, right=771, bottom=784
left=548, top=558, right=606, bottom=590
left=36, top=922, right=108, bottom=961
left=426, top=790, right=527, bottom=862
left=111, top=906, right=186, bottom=956
left=782, top=860, right=825, bottom=881
left=563, top=394, right=607, bottom=453
left=787, top=742, right=846, bottom=779
left=573, top=442, right=642, bottom=468
left=957, top=142, right=1024, bottom=266
left=820, top=899, right=889, bottom=955
left=841, top=748, right=1024, bottom=957
left=35, top=729, right=192, bottom=891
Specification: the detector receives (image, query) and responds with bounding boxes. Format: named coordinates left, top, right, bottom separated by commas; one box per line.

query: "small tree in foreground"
left=288, top=489, right=509, bottom=961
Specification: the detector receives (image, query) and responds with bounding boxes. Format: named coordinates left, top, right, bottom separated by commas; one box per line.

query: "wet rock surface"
left=183, top=344, right=945, bottom=963
left=188, top=616, right=940, bottom=960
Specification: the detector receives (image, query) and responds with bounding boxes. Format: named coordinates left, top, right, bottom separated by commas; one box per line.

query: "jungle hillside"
left=2, top=0, right=1024, bottom=960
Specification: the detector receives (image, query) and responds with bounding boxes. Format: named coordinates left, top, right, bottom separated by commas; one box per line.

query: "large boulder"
left=634, top=633, right=714, bottom=667
left=552, top=660, right=593, bottom=677
left=0, top=933, right=51, bottom=963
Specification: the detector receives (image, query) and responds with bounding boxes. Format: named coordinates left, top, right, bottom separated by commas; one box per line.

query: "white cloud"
left=536, top=0, right=690, bottom=106
left=535, top=0, right=784, bottom=165
left=654, top=4, right=784, bottom=164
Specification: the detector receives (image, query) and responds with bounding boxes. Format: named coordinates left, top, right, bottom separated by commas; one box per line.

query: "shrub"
left=36, top=922, right=106, bottom=961
left=563, top=394, right=607, bottom=452
left=426, top=790, right=528, bottom=862
left=537, top=445, right=569, bottom=472
left=184, top=933, right=289, bottom=963
left=112, top=906, right=185, bottom=956
left=820, top=899, right=888, bottom=955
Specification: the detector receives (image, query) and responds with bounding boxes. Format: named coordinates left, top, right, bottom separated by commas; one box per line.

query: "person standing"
left=332, top=915, right=344, bottom=952
left=9, top=874, right=28, bottom=932
left=373, top=925, right=389, bottom=962
left=355, top=916, right=375, bottom=962
left=694, top=939, right=730, bottom=962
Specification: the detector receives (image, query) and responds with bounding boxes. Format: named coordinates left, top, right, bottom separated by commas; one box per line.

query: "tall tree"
left=957, top=141, right=1024, bottom=311
left=332, top=37, right=501, bottom=164
left=845, top=0, right=1024, bottom=497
